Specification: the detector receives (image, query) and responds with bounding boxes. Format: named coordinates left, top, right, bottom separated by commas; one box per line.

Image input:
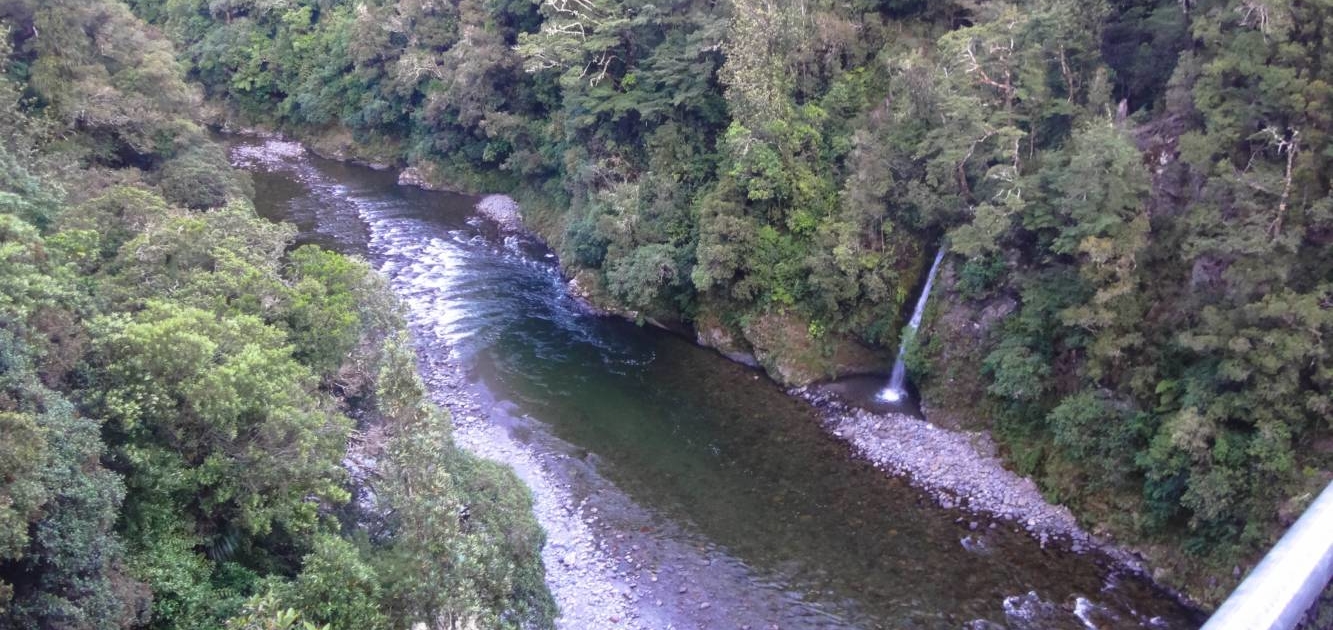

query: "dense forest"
left=0, top=0, right=1329, bottom=619
left=0, top=1, right=553, bottom=628
left=108, top=0, right=1333, bottom=605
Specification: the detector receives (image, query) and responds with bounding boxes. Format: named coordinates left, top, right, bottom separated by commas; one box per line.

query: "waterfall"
left=878, top=247, right=947, bottom=403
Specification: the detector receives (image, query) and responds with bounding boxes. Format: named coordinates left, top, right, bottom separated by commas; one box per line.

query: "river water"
left=233, top=138, right=1201, bottom=629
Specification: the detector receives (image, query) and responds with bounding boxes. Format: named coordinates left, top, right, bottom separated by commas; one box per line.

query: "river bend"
left=233, top=138, right=1200, bottom=630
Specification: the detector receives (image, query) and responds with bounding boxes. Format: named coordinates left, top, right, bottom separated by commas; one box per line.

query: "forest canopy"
left=119, top=0, right=1332, bottom=604
left=0, top=0, right=1329, bottom=614
left=0, top=2, right=553, bottom=628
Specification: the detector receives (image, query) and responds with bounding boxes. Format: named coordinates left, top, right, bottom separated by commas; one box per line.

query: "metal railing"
left=1201, top=481, right=1333, bottom=630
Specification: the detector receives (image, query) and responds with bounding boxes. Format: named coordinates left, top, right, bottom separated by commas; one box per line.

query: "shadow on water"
left=242, top=139, right=1203, bottom=629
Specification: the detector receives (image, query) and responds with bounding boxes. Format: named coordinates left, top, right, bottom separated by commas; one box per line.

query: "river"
left=232, top=138, right=1202, bottom=629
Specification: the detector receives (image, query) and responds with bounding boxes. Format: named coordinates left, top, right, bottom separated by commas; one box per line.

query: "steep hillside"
left=0, top=2, right=552, bottom=627
left=125, top=0, right=1332, bottom=606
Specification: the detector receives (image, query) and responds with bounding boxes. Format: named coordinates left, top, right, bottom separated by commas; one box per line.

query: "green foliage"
left=283, top=245, right=378, bottom=379
left=1047, top=390, right=1141, bottom=486
left=159, top=146, right=252, bottom=209
left=91, top=301, right=351, bottom=537
left=956, top=256, right=1006, bottom=301
left=0, top=6, right=555, bottom=627
left=121, top=0, right=1333, bottom=604
left=266, top=536, right=388, bottom=630
left=225, top=592, right=328, bottom=630
left=126, top=522, right=236, bottom=629
left=0, top=412, right=46, bottom=574
left=109, top=202, right=295, bottom=313
left=58, top=187, right=172, bottom=266
left=911, top=0, right=1333, bottom=590
left=604, top=242, right=683, bottom=311
left=370, top=335, right=556, bottom=629
left=983, top=337, right=1051, bottom=403
left=17, top=0, right=205, bottom=162
left=0, top=332, right=142, bottom=630
left=564, top=215, right=610, bottom=267
left=0, top=141, right=62, bottom=230
left=1101, top=0, right=1189, bottom=111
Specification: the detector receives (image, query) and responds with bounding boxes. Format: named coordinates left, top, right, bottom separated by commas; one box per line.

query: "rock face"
left=566, top=269, right=631, bottom=320
left=397, top=162, right=457, bottom=192
left=689, top=307, right=888, bottom=386
left=696, top=326, right=759, bottom=368
left=476, top=194, right=524, bottom=233
left=397, top=166, right=437, bottom=190
left=914, top=259, right=1016, bottom=431
left=693, top=311, right=759, bottom=368
left=303, top=127, right=401, bottom=169
left=739, top=311, right=888, bottom=387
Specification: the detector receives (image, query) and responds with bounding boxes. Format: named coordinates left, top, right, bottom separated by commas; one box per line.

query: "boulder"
left=475, top=194, right=524, bottom=232
left=693, top=310, right=759, bottom=368
left=740, top=311, right=887, bottom=387
left=396, top=161, right=457, bottom=192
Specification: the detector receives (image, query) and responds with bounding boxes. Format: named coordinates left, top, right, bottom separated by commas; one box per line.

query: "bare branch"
left=1268, top=128, right=1299, bottom=241
left=956, top=126, right=997, bottom=200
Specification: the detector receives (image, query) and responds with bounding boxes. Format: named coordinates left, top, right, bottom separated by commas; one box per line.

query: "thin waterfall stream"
left=233, top=137, right=1201, bottom=629
left=879, top=247, right=948, bottom=403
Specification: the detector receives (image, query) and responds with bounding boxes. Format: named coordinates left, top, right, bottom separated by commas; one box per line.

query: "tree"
left=0, top=332, right=144, bottom=630
left=370, top=335, right=554, bottom=629
left=22, top=0, right=204, bottom=161
left=266, top=536, right=388, bottom=630
left=91, top=302, right=351, bottom=539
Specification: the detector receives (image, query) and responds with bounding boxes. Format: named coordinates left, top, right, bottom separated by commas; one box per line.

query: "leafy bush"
left=159, top=147, right=250, bottom=210
left=956, top=256, right=1006, bottom=301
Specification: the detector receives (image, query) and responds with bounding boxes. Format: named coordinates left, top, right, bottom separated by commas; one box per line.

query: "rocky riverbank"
left=445, top=159, right=1200, bottom=615
left=415, top=353, right=646, bottom=629
left=794, top=387, right=1203, bottom=612
left=232, top=132, right=1202, bottom=624
left=807, top=391, right=1096, bottom=542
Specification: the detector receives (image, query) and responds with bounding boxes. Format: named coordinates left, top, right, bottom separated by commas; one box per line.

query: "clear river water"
left=234, top=137, right=1203, bottom=630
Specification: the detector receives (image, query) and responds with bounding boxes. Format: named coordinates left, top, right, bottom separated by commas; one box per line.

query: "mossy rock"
left=741, top=311, right=888, bottom=387
left=305, top=127, right=402, bottom=169
left=914, top=259, right=1014, bottom=430
left=396, top=160, right=463, bottom=193
left=693, top=307, right=759, bottom=367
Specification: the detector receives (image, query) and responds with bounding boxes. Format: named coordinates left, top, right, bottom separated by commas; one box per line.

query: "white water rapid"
left=878, top=247, right=947, bottom=403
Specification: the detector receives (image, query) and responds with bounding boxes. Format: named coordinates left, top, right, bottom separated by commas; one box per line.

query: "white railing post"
left=1201, top=481, right=1333, bottom=630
